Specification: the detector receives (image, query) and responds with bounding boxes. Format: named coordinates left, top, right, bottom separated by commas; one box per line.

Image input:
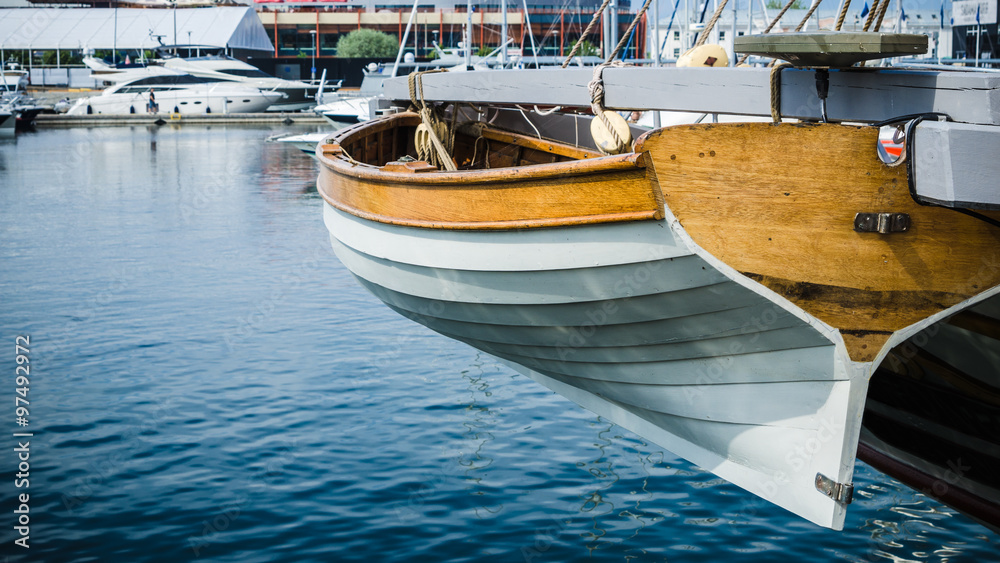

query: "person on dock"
left=147, top=89, right=159, bottom=114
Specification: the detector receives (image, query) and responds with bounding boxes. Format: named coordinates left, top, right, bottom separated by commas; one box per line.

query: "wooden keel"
left=635, top=122, right=1000, bottom=362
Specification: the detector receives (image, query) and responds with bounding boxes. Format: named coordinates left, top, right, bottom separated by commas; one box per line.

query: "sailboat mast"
left=501, top=0, right=509, bottom=66
left=466, top=0, right=473, bottom=68
left=391, top=0, right=421, bottom=78
left=522, top=0, right=539, bottom=66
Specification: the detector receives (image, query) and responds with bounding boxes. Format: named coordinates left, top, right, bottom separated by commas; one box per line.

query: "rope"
left=694, top=0, right=731, bottom=48
left=561, top=0, right=613, bottom=68
left=606, top=0, right=655, bottom=63
left=872, top=0, right=892, bottom=31
left=735, top=0, right=800, bottom=66
left=407, top=70, right=457, bottom=171
left=858, top=0, right=891, bottom=66
left=518, top=106, right=543, bottom=139
left=862, top=0, right=882, bottom=31
left=794, top=0, right=823, bottom=31
left=588, top=61, right=629, bottom=154
left=769, top=62, right=793, bottom=123
left=834, top=0, right=852, bottom=31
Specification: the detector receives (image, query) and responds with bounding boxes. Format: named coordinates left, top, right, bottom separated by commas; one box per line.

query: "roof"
left=0, top=7, right=274, bottom=52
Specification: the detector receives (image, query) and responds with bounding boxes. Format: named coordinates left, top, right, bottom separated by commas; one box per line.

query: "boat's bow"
left=314, top=109, right=912, bottom=530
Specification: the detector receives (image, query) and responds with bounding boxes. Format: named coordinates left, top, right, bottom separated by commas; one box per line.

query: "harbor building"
left=252, top=0, right=645, bottom=60
left=951, top=0, right=997, bottom=63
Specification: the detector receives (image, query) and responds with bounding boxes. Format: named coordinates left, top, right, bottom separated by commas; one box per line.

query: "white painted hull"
left=1, top=71, right=28, bottom=91
left=274, top=132, right=329, bottom=155
left=66, top=86, right=279, bottom=115
left=0, top=110, right=14, bottom=137
left=321, top=201, right=881, bottom=530
left=159, top=56, right=324, bottom=111
left=316, top=97, right=372, bottom=124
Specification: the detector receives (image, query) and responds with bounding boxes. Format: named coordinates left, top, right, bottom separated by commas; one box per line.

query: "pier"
left=33, top=113, right=327, bottom=127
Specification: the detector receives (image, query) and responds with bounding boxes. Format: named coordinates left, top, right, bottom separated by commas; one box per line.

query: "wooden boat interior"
left=335, top=111, right=604, bottom=172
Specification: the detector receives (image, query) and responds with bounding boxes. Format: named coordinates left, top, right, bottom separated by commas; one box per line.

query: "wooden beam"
left=382, top=67, right=1000, bottom=125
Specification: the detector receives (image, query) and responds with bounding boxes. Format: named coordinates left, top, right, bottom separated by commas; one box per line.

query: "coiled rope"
left=407, top=70, right=457, bottom=171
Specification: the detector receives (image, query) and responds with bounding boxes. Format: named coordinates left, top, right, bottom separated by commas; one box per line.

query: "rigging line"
left=659, top=0, right=684, bottom=56
left=606, top=0, right=654, bottom=63
left=872, top=0, right=892, bottom=31
left=694, top=0, right=732, bottom=48
left=834, top=0, right=852, bottom=30
left=691, top=0, right=714, bottom=46
left=562, top=0, right=614, bottom=67
left=620, top=22, right=637, bottom=61
left=794, top=0, right=825, bottom=32
left=735, top=0, right=801, bottom=65
left=862, top=0, right=883, bottom=31
left=858, top=0, right=893, bottom=65
left=518, top=106, right=543, bottom=140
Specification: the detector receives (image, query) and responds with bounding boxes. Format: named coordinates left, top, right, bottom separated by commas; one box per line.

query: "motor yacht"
left=67, top=67, right=283, bottom=115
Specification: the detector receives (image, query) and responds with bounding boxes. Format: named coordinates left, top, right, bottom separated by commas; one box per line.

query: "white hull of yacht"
left=66, top=86, right=280, bottom=115
left=317, top=97, right=372, bottom=124
left=0, top=110, right=14, bottom=136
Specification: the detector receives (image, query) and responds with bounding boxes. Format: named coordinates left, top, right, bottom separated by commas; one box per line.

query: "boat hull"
left=0, top=110, right=14, bottom=137
left=317, top=114, right=1000, bottom=531
left=322, top=202, right=868, bottom=529
left=859, top=293, right=1000, bottom=533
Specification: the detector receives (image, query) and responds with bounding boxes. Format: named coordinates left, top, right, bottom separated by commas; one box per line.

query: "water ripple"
left=1, top=126, right=995, bottom=562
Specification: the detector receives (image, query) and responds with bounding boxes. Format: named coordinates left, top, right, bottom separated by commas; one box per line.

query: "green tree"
left=476, top=45, right=494, bottom=57
left=336, top=29, right=398, bottom=58
left=568, top=39, right=599, bottom=57
left=41, top=50, right=84, bottom=65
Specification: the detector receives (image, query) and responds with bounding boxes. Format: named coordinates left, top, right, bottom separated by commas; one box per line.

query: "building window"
left=673, top=48, right=680, bottom=57
left=673, top=30, right=680, bottom=40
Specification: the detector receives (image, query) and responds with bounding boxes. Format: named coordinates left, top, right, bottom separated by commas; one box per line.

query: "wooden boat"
left=315, top=53, right=1000, bottom=531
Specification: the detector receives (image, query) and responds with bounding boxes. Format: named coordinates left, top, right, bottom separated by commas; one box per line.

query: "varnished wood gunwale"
left=635, top=122, right=1000, bottom=362
left=320, top=142, right=649, bottom=185
left=317, top=112, right=666, bottom=230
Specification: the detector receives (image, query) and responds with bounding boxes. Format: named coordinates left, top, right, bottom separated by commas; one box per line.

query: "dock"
left=34, top=113, right=328, bottom=127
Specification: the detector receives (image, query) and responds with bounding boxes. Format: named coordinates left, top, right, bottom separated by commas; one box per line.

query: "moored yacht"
left=1, top=62, right=28, bottom=92
left=155, top=45, right=336, bottom=111
left=0, top=108, right=13, bottom=137
left=66, top=67, right=283, bottom=115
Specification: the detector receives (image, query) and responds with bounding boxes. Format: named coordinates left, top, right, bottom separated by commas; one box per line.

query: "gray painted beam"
left=383, top=67, right=1000, bottom=125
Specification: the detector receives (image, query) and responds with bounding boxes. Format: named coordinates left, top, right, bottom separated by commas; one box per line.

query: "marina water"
left=1, top=125, right=996, bottom=561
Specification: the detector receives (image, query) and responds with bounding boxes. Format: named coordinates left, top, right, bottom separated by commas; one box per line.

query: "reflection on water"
left=459, top=354, right=503, bottom=519
left=0, top=125, right=996, bottom=562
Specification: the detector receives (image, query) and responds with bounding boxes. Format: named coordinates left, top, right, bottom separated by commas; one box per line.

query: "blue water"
left=0, top=125, right=996, bottom=562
